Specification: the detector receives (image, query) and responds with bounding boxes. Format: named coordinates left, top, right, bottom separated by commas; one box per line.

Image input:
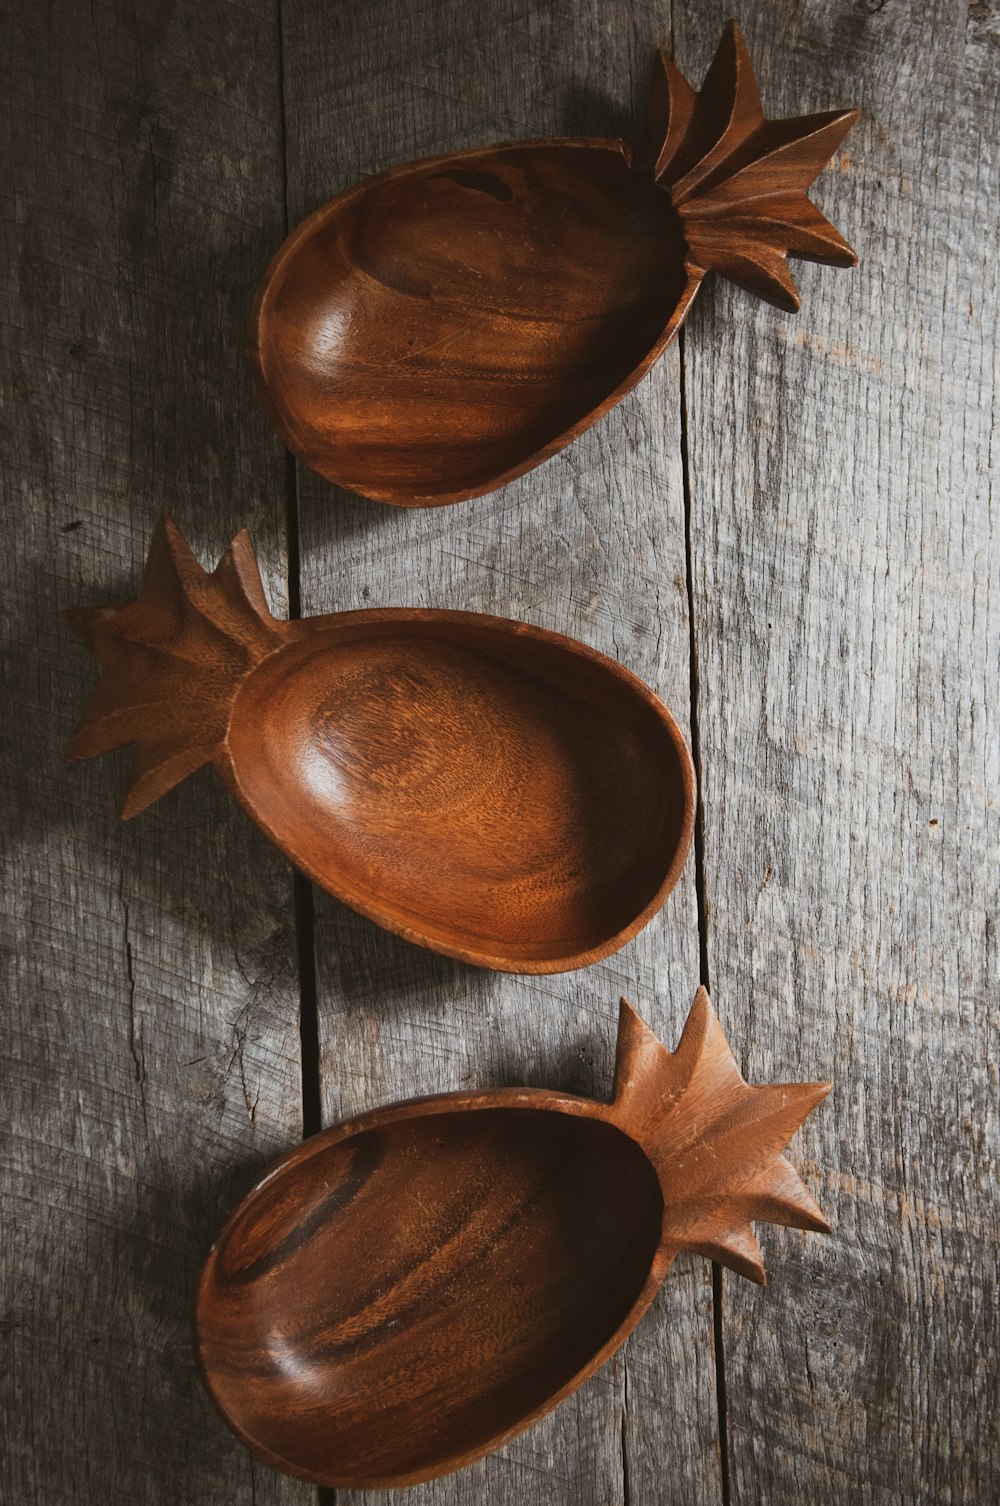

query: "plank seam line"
left=275, top=1, right=332, bottom=1499
left=621, top=1354, right=631, bottom=1506
left=679, top=320, right=730, bottom=1506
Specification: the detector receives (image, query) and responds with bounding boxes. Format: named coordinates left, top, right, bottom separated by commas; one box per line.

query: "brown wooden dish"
left=66, top=513, right=694, bottom=972
left=195, top=989, right=831, bottom=1487
left=252, top=21, right=857, bottom=506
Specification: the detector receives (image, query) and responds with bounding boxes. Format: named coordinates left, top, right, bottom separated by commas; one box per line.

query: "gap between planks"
left=276, top=2, right=331, bottom=1502
left=668, top=0, right=730, bottom=1484
left=679, top=323, right=731, bottom=1506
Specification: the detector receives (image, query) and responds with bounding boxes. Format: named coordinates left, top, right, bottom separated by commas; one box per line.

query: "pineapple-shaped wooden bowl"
left=252, top=21, right=857, bottom=505
left=66, top=514, right=695, bottom=972
left=195, top=989, right=831, bottom=1487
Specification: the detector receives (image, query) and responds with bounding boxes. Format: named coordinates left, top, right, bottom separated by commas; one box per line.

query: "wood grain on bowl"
left=195, top=990, right=831, bottom=1487
left=252, top=21, right=857, bottom=505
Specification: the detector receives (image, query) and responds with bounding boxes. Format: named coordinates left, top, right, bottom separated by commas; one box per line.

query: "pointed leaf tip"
left=154, top=507, right=208, bottom=578
left=690, top=983, right=712, bottom=1024
left=726, top=18, right=758, bottom=90
left=65, top=730, right=90, bottom=765
left=639, top=46, right=697, bottom=177
left=121, top=785, right=153, bottom=822
left=613, top=997, right=669, bottom=1107
left=713, top=1222, right=767, bottom=1285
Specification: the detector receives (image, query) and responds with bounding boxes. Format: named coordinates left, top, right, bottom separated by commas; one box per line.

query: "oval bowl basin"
left=196, top=1096, right=664, bottom=1487
left=225, top=610, right=695, bottom=972
left=251, top=140, right=689, bottom=506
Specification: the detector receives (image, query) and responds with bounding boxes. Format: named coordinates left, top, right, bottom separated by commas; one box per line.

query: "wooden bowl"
left=251, top=22, right=857, bottom=506
left=195, top=991, right=831, bottom=1487
left=66, top=513, right=694, bottom=972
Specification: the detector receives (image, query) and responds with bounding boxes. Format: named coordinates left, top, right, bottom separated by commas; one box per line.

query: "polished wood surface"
left=66, top=513, right=695, bottom=973
left=252, top=21, right=857, bottom=505
left=195, top=990, right=829, bottom=1487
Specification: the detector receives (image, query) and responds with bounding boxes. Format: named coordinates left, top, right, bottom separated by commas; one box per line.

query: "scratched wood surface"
left=2, top=0, right=997, bottom=1504
left=678, top=3, right=999, bottom=1504
left=0, top=2, right=309, bottom=1504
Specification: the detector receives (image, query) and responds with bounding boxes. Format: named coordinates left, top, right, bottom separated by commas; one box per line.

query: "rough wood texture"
left=66, top=512, right=695, bottom=973
left=5, top=0, right=997, bottom=1502
left=253, top=20, right=856, bottom=506
left=0, top=3, right=309, bottom=1503
left=195, top=992, right=828, bottom=1488
left=282, top=2, right=718, bottom=1503
left=679, top=3, right=1000, bottom=1504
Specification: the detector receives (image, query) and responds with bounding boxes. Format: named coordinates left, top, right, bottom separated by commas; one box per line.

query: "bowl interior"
left=253, top=143, right=687, bottom=501
left=226, top=617, right=693, bottom=969
left=197, top=1106, right=663, bottom=1485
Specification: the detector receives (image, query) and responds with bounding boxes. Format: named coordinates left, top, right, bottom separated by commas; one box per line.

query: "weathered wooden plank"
left=281, top=1, right=721, bottom=1502
left=0, top=3, right=310, bottom=1502
left=677, top=3, right=999, bottom=1503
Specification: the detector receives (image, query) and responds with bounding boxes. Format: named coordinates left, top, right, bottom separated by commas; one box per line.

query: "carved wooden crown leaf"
left=613, top=989, right=831, bottom=1282
left=65, top=512, right=282, bottom=818
left=639, top=20, right=859, bottom=310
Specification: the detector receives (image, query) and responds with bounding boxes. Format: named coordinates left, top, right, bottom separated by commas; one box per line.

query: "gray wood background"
left=1, top=1, right=995, bottom=1503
